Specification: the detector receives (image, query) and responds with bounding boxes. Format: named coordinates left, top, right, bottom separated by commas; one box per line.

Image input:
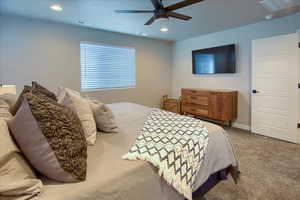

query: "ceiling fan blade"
left=145, top=16, right=156, bottom=25
left=115, top=10, right=154, bottom=13
left=151, top=0, right=163, bottom=9
left=166, top=0, right=204, bottom=11
left=168, top=11, right=192, bottom=20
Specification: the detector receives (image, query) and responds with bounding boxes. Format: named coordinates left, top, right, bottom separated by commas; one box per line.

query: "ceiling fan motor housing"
left=155, top=9, right=169, bottom=18
left=115, top=0, right=204, bottom=25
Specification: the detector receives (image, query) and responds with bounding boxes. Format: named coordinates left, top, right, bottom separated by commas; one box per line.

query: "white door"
left=251, top=33, right=299, bottom=143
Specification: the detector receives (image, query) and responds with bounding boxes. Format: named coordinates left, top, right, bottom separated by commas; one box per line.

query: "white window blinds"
left=80, top=42, right=136, bottom=90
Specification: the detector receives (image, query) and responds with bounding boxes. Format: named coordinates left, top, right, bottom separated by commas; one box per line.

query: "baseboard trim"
left=232, top=123, right=251, bottom=131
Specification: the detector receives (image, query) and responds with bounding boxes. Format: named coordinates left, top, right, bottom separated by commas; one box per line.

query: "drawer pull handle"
left=190, top=96, right=197, bottom=99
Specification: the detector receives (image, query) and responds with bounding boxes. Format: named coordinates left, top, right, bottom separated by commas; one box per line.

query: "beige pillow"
left=0, top=99, right=13, bottom=121
left=0, top=119, right=42, bottom=198
left=8, top=93, right=87, bottom=182
left=58, top=88, right=97, bottom=145
left=88, top=99, right=118, bottom=133
left=0, top=94, right=17, bottom=109
left=0, top=153, right=43, bottom=198
left=56, top=86, right=80, bottom=102
left=0, top=119, right=19, bottom=159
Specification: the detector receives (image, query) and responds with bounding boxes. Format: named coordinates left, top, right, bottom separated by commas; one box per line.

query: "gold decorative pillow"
left=8, top=92, right=87, bottom=182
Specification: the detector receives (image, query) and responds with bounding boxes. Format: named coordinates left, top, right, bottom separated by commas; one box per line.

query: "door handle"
left=252, top=90, right=260, bottom=94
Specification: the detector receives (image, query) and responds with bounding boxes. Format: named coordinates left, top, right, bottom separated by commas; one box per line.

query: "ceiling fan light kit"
left=115, top=0, right=204, bottom=26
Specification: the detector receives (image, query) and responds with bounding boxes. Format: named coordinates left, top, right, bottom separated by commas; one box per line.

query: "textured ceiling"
left=0, top=0, right=299, bottom=41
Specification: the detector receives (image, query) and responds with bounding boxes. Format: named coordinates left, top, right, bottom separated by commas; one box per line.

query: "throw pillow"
left=88, top=99, right=118, bottom=133
left=56, top=86, right=80, bottom=102
left=58, top=88, right=97, bottom=145
left=32, top=81, right=57, bottom=101
left=0, top=99, right=13, bottom=121
left=0, top=119, right=42, bottom=198
left=10, top=86, right=32, bottom=115
left=8, top=93, right=87, bottom=182
left=0, top=94, right=17, bottom=109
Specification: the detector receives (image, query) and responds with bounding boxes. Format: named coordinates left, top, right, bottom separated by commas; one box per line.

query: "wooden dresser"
left=181, top=88, right=238, bottom=126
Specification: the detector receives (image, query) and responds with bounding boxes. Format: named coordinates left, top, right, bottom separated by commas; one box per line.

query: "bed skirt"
left=191, top=167, right=230, bottom=199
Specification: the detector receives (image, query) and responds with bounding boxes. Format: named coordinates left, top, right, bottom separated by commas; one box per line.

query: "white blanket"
left=123, top=109, right=210, bottom=200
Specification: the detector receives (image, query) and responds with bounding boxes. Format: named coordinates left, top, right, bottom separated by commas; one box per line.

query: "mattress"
left=38, top=103, right=238, bottom=200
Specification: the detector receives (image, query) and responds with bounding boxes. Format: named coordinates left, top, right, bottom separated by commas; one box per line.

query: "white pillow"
left=58, top=88, right=97, bottom=145
left=87, top=99, right=118, bottom=133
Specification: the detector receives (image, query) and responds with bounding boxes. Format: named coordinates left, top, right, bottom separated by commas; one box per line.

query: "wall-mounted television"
left=192, top=44, right=236, bottom=74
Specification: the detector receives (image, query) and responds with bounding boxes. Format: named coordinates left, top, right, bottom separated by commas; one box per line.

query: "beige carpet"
left=197, top=128, right=300, bottom=200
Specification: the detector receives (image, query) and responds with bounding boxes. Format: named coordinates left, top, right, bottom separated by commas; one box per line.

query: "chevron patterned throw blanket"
left=122, top=109, right=210, bottom=200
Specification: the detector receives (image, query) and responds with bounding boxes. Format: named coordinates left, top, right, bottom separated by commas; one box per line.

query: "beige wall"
left=171, top=12, right=300, bottom=128
left=0, top=15, right=172, bottom=107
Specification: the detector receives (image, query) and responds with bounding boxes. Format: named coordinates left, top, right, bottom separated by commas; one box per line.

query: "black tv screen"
left=192, top=44, right=236, bottom=74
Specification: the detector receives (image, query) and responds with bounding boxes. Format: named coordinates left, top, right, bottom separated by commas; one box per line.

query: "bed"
left=37, top=102, right=238, bottom=200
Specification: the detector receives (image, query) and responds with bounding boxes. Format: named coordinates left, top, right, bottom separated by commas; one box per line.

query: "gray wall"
left=171, top=12, right=300, bottom=128
left=1, top=12, right=300, bottom=128
left=0, top=15, right=172, bottom=107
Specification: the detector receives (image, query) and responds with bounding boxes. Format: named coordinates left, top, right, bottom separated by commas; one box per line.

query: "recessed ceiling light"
left=50, top=4, right=63, bottom=12
left=265, top=15, right=273, bottom=20
left=160, top=27, right=168, bottom=32
left=141, top=33, right=147, bottom=36
left=77, top=20, right=85, bottom=24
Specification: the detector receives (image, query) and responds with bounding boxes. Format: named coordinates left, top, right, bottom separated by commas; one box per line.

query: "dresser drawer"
left=182, top=95, right=209, bottom=105
left=181, top=103, right=209, bottom=117
left=181, top=89, right=238, bottom=125
left=182, top=89, right=209, bottom=97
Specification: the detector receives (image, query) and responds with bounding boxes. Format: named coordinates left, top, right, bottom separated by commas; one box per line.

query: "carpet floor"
left=198, top=128, right=300, bottom=200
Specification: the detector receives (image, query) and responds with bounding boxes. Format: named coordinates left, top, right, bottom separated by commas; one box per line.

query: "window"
left=80, top=42, right=136, bottom=91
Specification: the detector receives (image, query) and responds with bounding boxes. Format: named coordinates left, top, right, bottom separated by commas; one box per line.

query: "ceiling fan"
left=115, top=0, right=204, bottom=25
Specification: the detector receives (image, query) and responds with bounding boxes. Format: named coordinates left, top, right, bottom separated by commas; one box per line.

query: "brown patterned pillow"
left=10, top=83, right=57, bottom=116
left=32, top=81, right=57, bottom=101
left=8, top=92, right=87, bottom=182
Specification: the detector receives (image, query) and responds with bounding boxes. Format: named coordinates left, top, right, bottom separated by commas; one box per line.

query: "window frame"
left=80, top=41, right=137, bottom=91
